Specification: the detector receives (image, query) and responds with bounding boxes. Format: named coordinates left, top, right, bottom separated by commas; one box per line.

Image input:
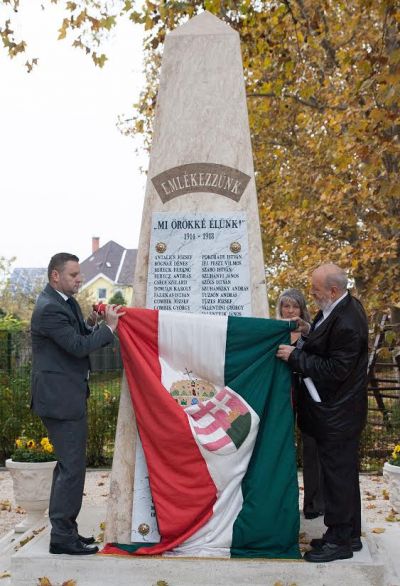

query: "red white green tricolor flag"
left=102, top=308, right=300, bottom=559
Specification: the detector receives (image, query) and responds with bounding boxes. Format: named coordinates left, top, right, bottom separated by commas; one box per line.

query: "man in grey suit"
left=31, top=252, right=123, bottom=555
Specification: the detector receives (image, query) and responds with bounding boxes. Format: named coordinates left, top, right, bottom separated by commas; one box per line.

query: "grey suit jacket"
left=31, top=284, right=114, bottom=420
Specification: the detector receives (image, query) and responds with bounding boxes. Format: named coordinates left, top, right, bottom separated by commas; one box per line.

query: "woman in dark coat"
left=276, top=288, right=324, bottom=520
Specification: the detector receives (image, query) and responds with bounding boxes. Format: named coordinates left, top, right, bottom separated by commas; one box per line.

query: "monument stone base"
left=10, top=507, right=384, bottom=586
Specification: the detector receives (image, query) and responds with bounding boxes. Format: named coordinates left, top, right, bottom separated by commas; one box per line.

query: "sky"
left=0, top=2, right=148, bottom=269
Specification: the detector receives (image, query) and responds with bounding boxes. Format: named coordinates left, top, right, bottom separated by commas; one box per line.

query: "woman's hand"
left=276, top=344, right=295, bottom=362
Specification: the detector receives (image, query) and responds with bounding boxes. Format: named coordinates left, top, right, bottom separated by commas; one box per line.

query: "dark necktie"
left=66, top=297, right=85, bottom=334
left=310, top=311, right=323, bottom=332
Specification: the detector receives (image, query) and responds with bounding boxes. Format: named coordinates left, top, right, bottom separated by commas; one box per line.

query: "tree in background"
left=0, top=257, right=34, bottom=324
left=126, top=0, right=400, bottom=315
left=108, top=290, right=127, bottom=306
left=2, top=0, right=399, bottom=315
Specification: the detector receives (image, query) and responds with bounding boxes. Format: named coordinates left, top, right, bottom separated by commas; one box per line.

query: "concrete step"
left=9, top=507, right=385, bottom=586
left=11, top=548, right=385, bottom=586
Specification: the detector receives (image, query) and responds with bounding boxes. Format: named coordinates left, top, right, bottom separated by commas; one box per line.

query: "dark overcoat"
left=288, top=294, right=368, bottom=440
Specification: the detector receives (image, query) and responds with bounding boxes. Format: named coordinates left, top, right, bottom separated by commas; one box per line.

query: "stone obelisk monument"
left=106, top=11, right=268, bottom=543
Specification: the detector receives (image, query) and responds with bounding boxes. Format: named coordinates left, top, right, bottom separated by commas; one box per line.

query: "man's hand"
left=290, top=317, right=311, bottom=335
left=104, top=305, right=126, bottom=332
left=86, top=310, right=100, bottom=328
left=276, top=344, right=295, bottom=362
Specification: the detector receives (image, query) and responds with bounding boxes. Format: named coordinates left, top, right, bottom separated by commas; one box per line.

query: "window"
left=98, top=288, right=107, bottom=299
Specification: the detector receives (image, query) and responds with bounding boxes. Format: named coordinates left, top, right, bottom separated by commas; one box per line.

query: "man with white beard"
left=276, top=263, right=368, bottom=562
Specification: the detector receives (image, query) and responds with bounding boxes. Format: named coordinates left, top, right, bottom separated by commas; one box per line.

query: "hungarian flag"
left=102, top=308, right=300, bottom=559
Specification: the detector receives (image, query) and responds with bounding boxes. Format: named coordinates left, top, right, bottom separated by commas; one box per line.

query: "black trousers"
left=302, top=432, right=324, bottom=515
left=41, top=414, right=87, bottom=544
left=316, top=436, right=361, bottom=544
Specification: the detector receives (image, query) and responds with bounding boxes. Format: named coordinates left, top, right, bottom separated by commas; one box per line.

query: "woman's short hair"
left=276, top=288, right=311, bottom=323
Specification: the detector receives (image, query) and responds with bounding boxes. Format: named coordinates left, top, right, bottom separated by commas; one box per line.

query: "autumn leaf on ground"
left=366, top=503, right=376, bottom=509
left=298, top=532, right=309, bottom=544
left=0, top=571, right=11, bottom=579
left=372, top=528, right=386, bottom=534
left=97, top=520, right=105, bottom=542
left=38, top=578, right=52, bottom=586
left=18, top=534, right=34, bottom=547
left=15, top=506, right=25, bottom=514
left=0, top=500, right=11, bottom=511
left=388, top=508, right=400, bottom=521
left=382, top=489, right=390, bottom=500
left=97, top=482, right=105, bottom=486
left=385, top=513, right=397, bottom=522
left=61, top=580, right=77, bottom=586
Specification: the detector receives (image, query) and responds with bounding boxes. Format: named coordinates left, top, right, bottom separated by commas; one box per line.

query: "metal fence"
left=0, top=331, right=122, bottom=467
left=0, top=328, right=399, bottom=470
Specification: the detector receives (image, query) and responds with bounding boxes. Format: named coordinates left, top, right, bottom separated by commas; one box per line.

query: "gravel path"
left=1, top=469, right=399, bottom=539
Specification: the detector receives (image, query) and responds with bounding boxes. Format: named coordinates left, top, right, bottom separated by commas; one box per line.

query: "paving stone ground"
left=1, top=469, right=400, bottom=585
left=0, top=469, right=111, bottom=539
left=1, top=469, right=399, bottom=540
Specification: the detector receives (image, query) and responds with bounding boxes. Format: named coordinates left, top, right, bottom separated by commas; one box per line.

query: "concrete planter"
left=6, top=458, right=56, bottom=533
left=383, top=461, right=400, bottom=512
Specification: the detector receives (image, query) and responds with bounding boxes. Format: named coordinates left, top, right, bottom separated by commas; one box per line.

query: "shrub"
left=0, top=331, right=122, bottom=466
left=108, top=291, right=127, bottom=306
left=86, top=372, right=121, bottom=467
left=0, top=366, right=47, bottom=465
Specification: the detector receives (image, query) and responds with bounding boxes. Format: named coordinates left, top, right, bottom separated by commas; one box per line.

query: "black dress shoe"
left=49, top=541, right=99, bottom=555
left=310, top=536, right=363, bottom=552
left=304, top=542, right=353, bottom=563
left=78, top=534, right=96, bottom=545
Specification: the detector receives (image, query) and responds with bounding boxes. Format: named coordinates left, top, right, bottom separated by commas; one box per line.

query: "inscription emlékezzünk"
left=151, top=163, right=251, bottom=203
